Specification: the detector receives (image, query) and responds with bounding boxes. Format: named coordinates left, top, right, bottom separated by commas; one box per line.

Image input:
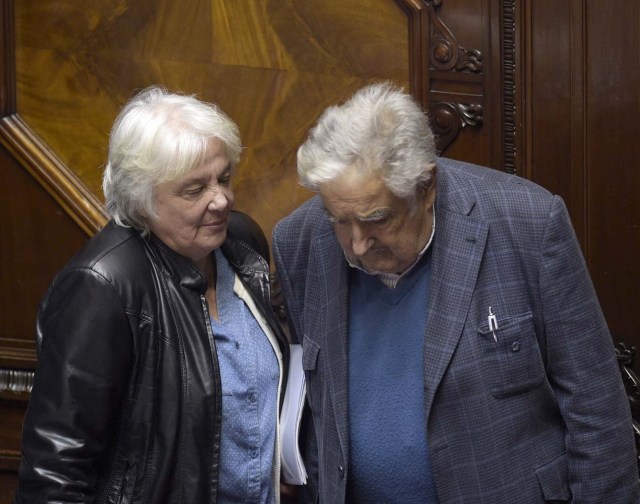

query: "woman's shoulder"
left=57, top=221, right=151, bottom=288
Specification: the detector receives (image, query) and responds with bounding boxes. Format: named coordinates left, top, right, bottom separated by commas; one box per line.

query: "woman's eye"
left=184, top=186, right=204, bottom=196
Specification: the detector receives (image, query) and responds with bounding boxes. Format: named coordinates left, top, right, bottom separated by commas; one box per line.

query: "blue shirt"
left=347, top=249, right=439, bottom=503
left=211, top=249, right=279, bottom=503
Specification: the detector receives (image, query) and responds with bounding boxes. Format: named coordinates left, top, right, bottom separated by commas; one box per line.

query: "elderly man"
left=272, top=82, right=639, bottom=503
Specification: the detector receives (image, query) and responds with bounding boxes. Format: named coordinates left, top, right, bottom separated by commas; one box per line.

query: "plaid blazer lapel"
left=423, top=175, right=489, bottom=417
left=308, top=232, right=351, bottom=462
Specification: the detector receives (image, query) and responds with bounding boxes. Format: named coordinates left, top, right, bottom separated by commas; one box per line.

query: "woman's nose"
left=207, top=188, right=230, bottom=211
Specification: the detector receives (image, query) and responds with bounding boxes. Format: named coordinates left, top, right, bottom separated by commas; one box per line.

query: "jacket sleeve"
left=14, top=268, right=133, bottom=503
left=272, top=222, right=320, bottom=504
left=540, top=196, right=640, bottom=502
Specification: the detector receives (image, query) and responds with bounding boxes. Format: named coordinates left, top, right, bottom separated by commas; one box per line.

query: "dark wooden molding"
left=501, top=0, right=517, bottom=174
left=394, top=0, right=429, bottom=104
left=0, top=115, right=108, bottom=236
left=0, top=0, right=16, bottom=116
left=0, top=338, right=36, bottom=370
left=0, top=450, right=21, bottom=471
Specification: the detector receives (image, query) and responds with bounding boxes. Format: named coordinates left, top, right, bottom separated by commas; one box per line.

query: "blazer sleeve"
left=272, top=220, right=304, bottom=345
left=272, top=221, right=320, bottom=504
left=15, top=268, right=133, bottom=503
left=539, top=196, right=640, bottom=501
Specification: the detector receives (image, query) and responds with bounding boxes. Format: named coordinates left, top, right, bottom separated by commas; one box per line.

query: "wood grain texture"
left=0, top=141, right=87, bottom=349
left=14, top=0, right=410, bottom=244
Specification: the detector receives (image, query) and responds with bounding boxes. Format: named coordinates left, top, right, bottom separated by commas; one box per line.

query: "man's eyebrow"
left=322, top=207, right=392, bottom=224
left=358, top=209, right=391, bottom=222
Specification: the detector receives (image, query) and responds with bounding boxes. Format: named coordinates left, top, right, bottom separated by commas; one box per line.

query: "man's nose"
left=351, top=225, right=373, bottom=256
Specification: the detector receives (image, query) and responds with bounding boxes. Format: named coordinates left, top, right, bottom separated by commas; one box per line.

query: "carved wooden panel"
left=418, top=0, right=525, bottom=176
left=422, top=0, right=490, bottom=167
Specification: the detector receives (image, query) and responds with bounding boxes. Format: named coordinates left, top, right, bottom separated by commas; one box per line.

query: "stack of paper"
left=280, top=344, right=308, bottom=485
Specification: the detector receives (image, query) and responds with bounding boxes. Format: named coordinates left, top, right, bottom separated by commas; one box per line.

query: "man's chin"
left=348, top=256, right=398, bottom=275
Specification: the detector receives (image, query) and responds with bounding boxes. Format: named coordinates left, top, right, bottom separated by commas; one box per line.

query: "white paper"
left=280, top=344, right=307, bottom=485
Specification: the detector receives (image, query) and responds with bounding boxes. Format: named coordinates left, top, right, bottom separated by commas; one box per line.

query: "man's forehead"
left=320, top=186, right=399, bottom=220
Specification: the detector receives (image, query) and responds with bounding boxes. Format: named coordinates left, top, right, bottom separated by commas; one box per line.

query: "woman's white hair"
left=103, top=86, right=242, bottom=234
left=297, top=81, right=436, bottom=204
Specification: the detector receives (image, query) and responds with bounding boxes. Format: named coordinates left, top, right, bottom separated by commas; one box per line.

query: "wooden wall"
left=2, top=0, right=640, bottom=500
left=12, top=0, right=414, bottom=236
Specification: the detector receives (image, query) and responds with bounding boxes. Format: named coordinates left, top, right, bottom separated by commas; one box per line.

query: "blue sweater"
left=347, top=250, right=439, bottom=503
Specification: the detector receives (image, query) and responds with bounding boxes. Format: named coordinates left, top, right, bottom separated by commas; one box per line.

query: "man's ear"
left=426, top=163, right=437, bottom=188
left=418, top=163, right=437, bottom=207
left=419, top=163, right=437, bottom=191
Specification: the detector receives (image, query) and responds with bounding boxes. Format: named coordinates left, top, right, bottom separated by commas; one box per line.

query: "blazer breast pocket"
left=477, top=312, right=546, bottom=398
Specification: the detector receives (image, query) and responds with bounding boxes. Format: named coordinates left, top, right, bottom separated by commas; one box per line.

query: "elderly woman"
left=14, top=87, right=290, bottom=503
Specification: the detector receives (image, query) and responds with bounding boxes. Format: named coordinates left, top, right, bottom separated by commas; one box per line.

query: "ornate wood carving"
left=430, top=101, right=483, bottom=154
left=0, top=368, right=34, bottom=395
left=428, top=2, right=482, bottom=73
left=0, top=116, right=108, bottom=236
left=423, top=0, right=484, bottom=154
left=502, top=0, right=517, bottom=174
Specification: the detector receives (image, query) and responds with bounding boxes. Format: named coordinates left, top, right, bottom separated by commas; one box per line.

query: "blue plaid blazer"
left=273, top=158, right=640, bottom=503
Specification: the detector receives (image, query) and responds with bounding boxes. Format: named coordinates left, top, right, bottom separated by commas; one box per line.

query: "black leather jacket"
left=14, top=214, right=289, bottom=504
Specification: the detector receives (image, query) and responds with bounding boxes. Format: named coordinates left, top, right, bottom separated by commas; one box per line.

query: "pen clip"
left=488, top=306, right=498, bottom=342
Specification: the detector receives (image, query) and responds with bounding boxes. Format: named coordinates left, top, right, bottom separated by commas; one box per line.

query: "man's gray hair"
left=297, top=81, right=436, bottom=203
left=103, top=86, right=242, bottom=234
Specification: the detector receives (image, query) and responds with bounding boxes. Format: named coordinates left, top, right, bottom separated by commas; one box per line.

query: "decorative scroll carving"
left=426, top=0, right=482, bottom=73
left=502, top=0, right=517, bottom=174
left=430, top=101, right=483, bottom=154
left=0, top=367, right=34, bottom=394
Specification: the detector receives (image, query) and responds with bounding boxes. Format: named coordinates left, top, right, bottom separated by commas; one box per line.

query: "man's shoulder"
left=439, top=158, right=552, bottom=195
left=272, top=195, right=339, bottom=273
left=274, top=195, right=331, bottom=239
left=437, top=157, right=556, bottom=218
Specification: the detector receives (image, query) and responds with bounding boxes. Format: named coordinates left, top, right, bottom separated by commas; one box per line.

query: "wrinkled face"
left=319, top=165, right=436, bottom=275
left=147, top=138, right=234, bottom=269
